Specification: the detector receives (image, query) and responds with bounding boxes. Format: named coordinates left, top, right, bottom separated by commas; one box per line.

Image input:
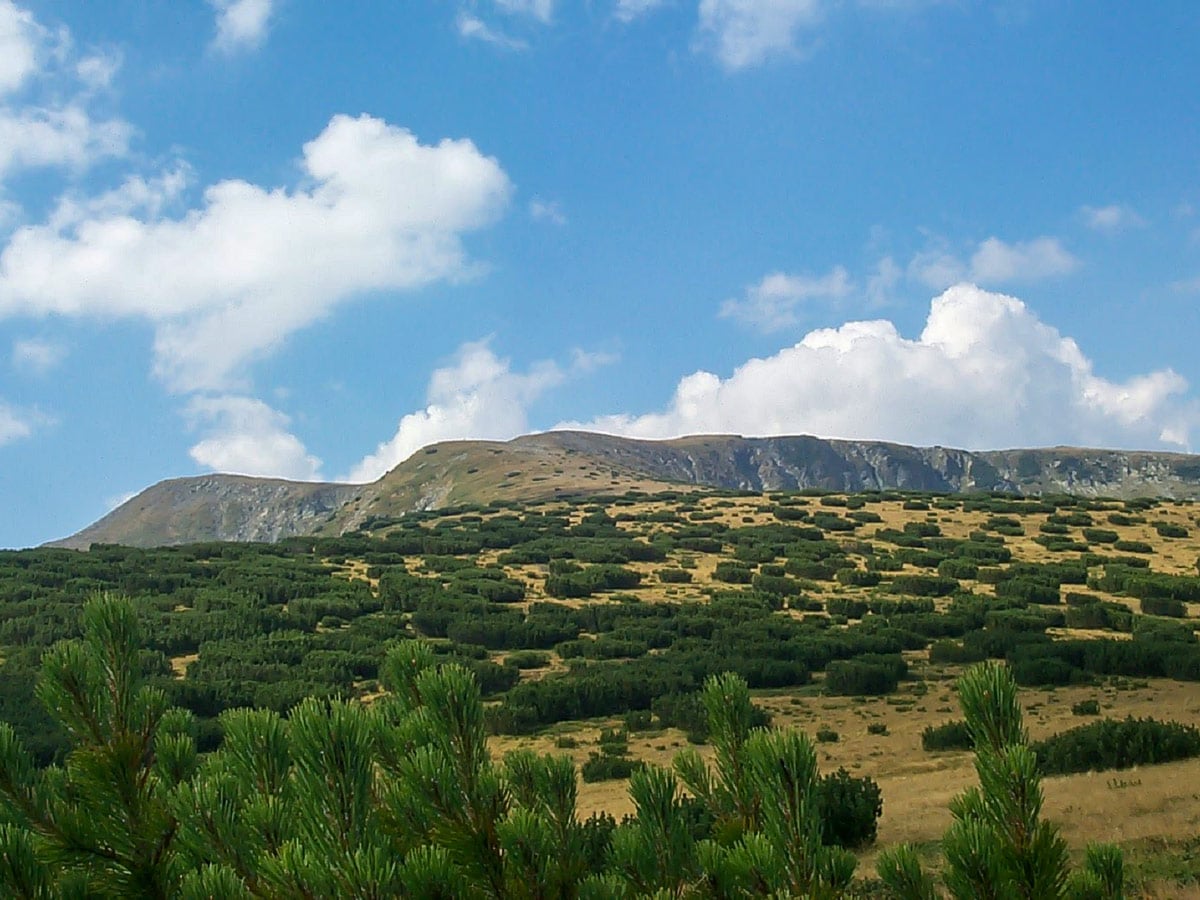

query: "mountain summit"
left=50, top=432, right=1200, bottom=549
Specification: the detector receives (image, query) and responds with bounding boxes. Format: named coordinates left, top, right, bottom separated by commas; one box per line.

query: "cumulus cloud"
left=1080, top=203, right=1144, bottom=233
left=569, top=284, right=1193, bottom=452
left=345, top=340, right=611, bottom=483
left=208, top=0, right=276, bottom=53
left=697, top=0, right=823, bottom=69
left=457, top=12, right=529, bottom=50
left=186, top=394, right=322, bottom=481
left=529, top=197, right=566, bottom=225
left=0, top=114, right=513, bottom=392
left=910, top=236, right=1079, bottom=289
left=718, top=266, right=851, bottom=332
left=11, top=336, right=64, bottom=374
left=614, top=0, right=666, bottom=22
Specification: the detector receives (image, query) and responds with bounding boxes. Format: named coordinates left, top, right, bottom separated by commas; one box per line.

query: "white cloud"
left=865, top=255, right=901, bottom=306
left=457, top=12, right=529, bottom=50
left=718, top=266, right=851, bottom=332
left=75, top=50, right=122, bottom=91
left=697, top=0, right=823, bottom=69
left=0, top=1, right=39, bottom=95
left=0, top=4, right=130, bottom=186
left=186, top=394, right=322, bottom=481
left=209, top=0, right=276, bottom=53
left=910, top=236, right=1079, bottom=289
left=345, top=340, right=610, bottom=483
left=529, top=197, right=566, bottom=225
left=0, top=397, right=47, bottom=445
left=615, top=0, right=666, bottom=22
left=11, top=336, right=64, bottom=374
left=0, top=104, right=130, bottom=178
left=968, top=236, right=1079, bottom=284
left=494, top=0, right=555, bottom=23
left=1080, top=203, right=1144, bottom=234
left=569, top=284, right=1193, bottom=452
left=0, top=114, right=512, bottom=392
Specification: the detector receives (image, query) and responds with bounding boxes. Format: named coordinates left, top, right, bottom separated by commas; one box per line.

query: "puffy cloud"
left=910, top=236, right=1079, bottom=289
left=186, top=395, right=322, bottom=481
left=718, top=266, right=851, bottom=332
left=0, top=114, right=512, bottom=392
left=1080, top=203, right=1145, bottom=233
left=697, top=0, right=823, bottom=69
left=11, top=336, right=64, bottom=374
left=614, top=0, right=666, bottom=22
left=0, top=1, right=38, bottom=95
left=571, top=284, right=1193, bottom=452
left=529, top=197, right=566, bottom=225
left=346, top=340, right=611, bottom=483
left=208, top=0, right=275, bottom=53
left=457, top=13, right=528, bottom=50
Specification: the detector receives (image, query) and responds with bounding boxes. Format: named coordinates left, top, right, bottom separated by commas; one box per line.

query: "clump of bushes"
left=921, top=719, right=974, bottom=751
left=1033, top=717, right=1200, bottom=775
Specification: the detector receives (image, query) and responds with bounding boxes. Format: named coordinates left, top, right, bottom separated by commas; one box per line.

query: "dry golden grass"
left=350, top=490, right=1200, bottom=885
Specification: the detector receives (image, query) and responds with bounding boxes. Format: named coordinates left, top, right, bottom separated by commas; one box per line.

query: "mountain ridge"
left=48, top=431, right=1200, bottom=549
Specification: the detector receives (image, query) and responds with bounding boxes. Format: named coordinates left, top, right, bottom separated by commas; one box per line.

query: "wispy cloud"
left=457, top=12, right=529, bottom=50
left=208, top=0, right=276, bottom=54
left=910, top=235, right=1079, bottom=289
left=614, top=0, right=667, bottom=23
left=1080, top=203, right=1145, bottom=234
left=719, top=267, right=852, bottom=332
left=11, top=336, right=65, bottom=375
left=529, top=197, right=567, bottom=225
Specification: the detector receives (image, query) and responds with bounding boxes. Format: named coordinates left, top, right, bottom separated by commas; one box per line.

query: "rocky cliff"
left=48, top=432, right=1200, bottom=548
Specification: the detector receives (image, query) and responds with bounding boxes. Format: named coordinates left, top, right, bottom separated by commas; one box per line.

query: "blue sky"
left=0, top=0, right=1198, bottom=547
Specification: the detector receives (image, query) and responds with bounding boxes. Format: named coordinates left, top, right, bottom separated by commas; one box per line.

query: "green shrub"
left=1033, top=717, right=1200, bottom=775
left=657, top=568, right=693, bottom=584
left=1155, top=522, right=1189, bottom=539
left=1071, top=699, right=1100, bottom=716
left=816, top=768, right=883, bottom=849
left=1082, top=528, right=1119, bottom=544
left=816, top=727, right=839, bottom=743
left=1113, top=540, right=1153, bottom=554
left=921, top=719, right=974, bottom=751
left=825, top=656, right=906, bottom=696
left=867, top=722, right=889, bottom=735
left=580, top=752, right=641, bottom=782
left=885, top=575, right=959, bottom=597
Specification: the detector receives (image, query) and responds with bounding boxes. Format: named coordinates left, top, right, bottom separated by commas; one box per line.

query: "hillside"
left=49, top=431, right=1200, bottom=548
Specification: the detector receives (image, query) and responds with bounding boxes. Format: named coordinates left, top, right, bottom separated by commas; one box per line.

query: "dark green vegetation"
left=0, top=598, right=887, bottom=897
left=0, top=602, right=1125, bottom=897
left=6, top=488, right=1200, bottom=768
left=5, top=486, right=1200, bottom=894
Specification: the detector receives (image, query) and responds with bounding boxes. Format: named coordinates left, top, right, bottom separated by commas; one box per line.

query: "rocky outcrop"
left=48, top=432, right=1200, bottom=549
